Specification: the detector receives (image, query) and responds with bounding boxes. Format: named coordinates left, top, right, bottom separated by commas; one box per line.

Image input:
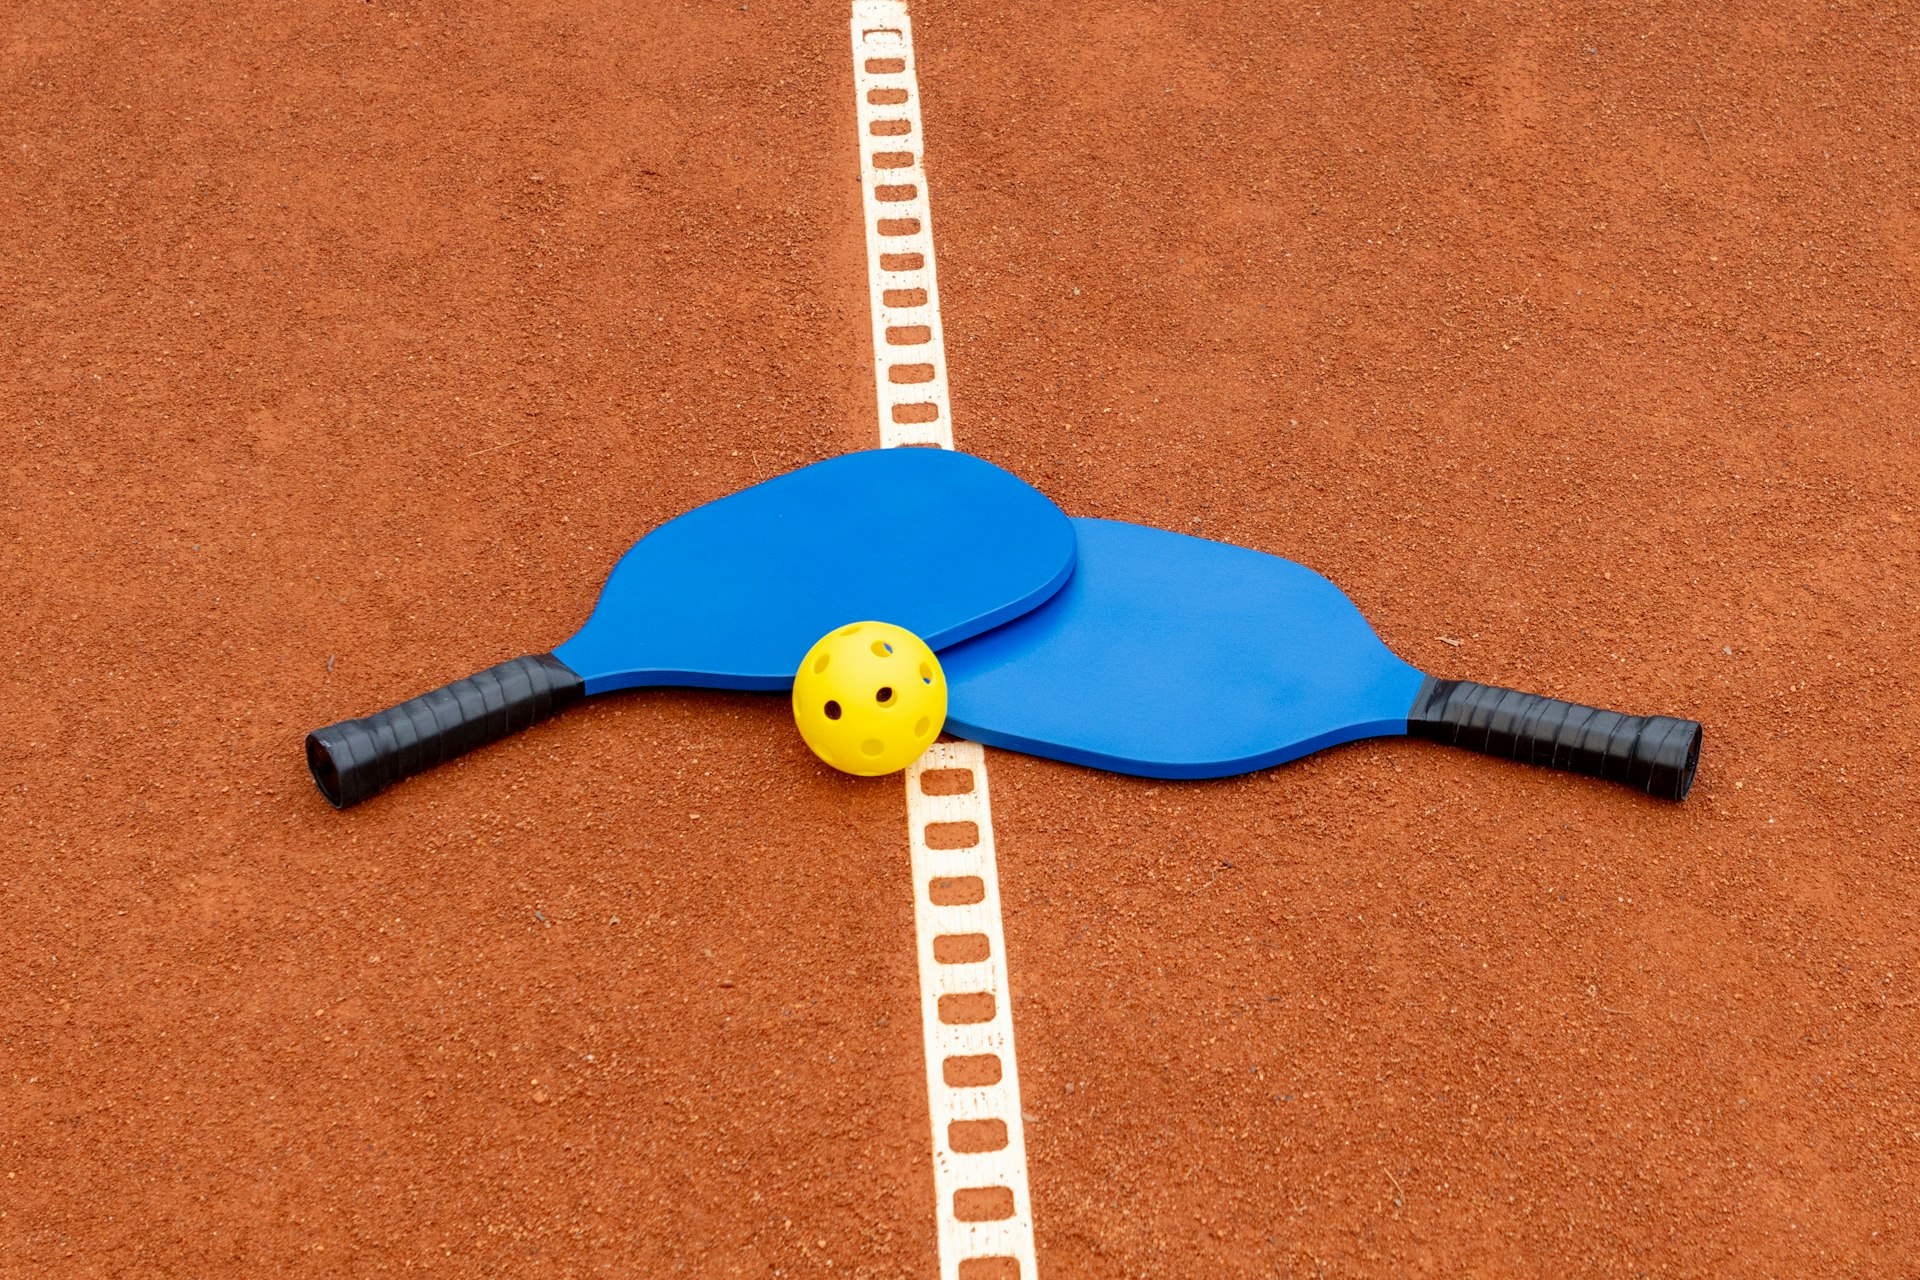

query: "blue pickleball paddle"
left=307, top=449, right=1074, bottom=808
left=941, top=518, right=1702, bottom=800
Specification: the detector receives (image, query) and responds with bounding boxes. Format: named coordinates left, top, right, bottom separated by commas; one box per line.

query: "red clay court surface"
left=4, top=1, right=1917, bottom=1275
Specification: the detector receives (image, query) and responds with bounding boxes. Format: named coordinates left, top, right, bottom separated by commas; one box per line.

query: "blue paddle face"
left=940, top=517, right=1427, bottom=778
left=553, top=449, right=1075, bottom=694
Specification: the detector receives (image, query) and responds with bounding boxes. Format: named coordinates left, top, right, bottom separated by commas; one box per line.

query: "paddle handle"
left=306, top=653, right=586, bottom=809
left=1408, top=677, right=1702, bottom=801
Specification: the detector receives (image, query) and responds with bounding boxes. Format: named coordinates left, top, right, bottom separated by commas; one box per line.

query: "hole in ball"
left=871, top=639, right=894, bottom=657
left=876, top=686, right=896, bottom=706
left=812, top=653, right=830, bottom=674
left=914, top=716, right=931, bottom=736
left=824, top=700, right=842, bottom=720
left=860, top=738, right=884, bottom=756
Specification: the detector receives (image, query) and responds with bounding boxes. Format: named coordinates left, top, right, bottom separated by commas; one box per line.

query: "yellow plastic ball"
left=792, top=621, right=947, bottom=776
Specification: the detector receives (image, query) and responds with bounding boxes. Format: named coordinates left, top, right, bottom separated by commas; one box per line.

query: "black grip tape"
left=306, top=653, right=585, bottom=809
left=1409, top=677, right=1702, bottom=801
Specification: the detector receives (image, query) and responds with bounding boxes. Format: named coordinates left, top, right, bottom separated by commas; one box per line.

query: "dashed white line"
left=850, top=5, right=1040, bottom=1278
left=853, top=0, right=955, bottom=451
left=904, top=742, right=1036, bottom=1279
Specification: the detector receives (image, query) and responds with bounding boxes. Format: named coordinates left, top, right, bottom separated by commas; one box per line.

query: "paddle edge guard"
left=1409, top=677, right=1702, bottom=801
left=306, top=653, right=585, bottom=809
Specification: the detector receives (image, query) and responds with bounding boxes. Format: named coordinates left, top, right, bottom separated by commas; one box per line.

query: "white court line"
left=853, top=0, right=955, bottom=451
left=851, top=5, right=1040, bottom=1278
left=902, top=743, right=1036, bottom=1277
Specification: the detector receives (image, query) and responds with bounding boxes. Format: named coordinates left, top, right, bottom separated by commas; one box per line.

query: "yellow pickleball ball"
left=792, top=621, right=947, bottom=776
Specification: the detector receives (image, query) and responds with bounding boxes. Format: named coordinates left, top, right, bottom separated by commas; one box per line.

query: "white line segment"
left=853, top=0, right=955, bottom=451
left=903, top=742, right=1036, bottom=1279
left=851, top=5, right=1040, bottom=1277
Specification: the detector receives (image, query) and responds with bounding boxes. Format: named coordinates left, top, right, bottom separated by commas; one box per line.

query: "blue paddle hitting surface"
left=942, top=518, right=1702, bottom=800
left=309, top=448, right=1074, bottom=808
left=551, top=449, right=1072, bottom=692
